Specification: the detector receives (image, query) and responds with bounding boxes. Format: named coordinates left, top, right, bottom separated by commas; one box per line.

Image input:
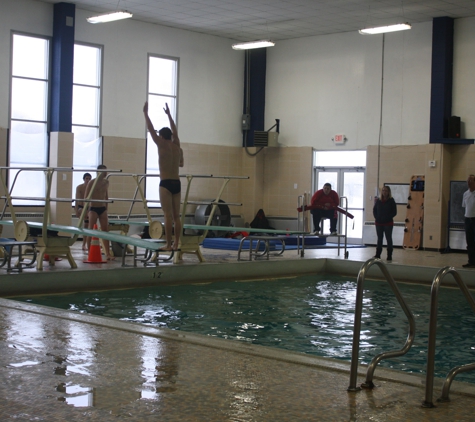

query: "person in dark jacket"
left=373, top=185, right=397, bottom=261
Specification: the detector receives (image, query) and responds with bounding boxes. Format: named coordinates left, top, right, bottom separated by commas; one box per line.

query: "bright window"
left=146, top=55, right=178, bottom=206
left=9, top=33, right=49, bottom=205
left=72, top=43, right=102, bottom=191
left=314, top=150, right=366, bottom=167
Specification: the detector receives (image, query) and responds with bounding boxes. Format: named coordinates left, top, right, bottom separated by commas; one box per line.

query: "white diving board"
left=24, top=222, right=167, bottom=251
left=0, top=220, right=170, bottom=270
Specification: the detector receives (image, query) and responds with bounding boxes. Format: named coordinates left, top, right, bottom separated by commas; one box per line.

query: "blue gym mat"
left=202, top=237, right=281, bottom=251
left=201, top=236, right=365, bottom=251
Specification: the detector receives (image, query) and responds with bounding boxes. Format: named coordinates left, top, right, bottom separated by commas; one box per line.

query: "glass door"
left=314, top=168, right=365, bottom=244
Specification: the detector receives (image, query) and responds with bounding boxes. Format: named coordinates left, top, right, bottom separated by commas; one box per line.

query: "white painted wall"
left=0, top=0, right=244, bottom=147
left=265, top=22, right=433, bottom=149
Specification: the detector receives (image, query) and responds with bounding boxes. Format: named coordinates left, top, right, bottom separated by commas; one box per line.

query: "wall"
left=265, top=22, right=433, bottom=149
left=365, top=143, right=475, bottom=249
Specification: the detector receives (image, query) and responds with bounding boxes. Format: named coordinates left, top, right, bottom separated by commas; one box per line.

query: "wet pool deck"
left=1, top=242, right=475, bottom=421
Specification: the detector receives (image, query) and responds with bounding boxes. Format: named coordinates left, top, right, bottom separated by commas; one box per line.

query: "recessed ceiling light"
left=87, top=11, right=133, bottom=24
left=232, top=40, right=275, bottom=50
left=359, top=23, right=411, bottom=35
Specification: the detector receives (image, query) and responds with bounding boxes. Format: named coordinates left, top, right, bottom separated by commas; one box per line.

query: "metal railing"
left=296, top=194, right=350, bottom=258
left=348, top=258, right=416, bottom=391
left=422, top=266, right=475, bottom=407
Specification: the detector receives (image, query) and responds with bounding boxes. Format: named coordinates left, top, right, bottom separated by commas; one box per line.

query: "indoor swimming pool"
left=14, top=274, right=475, bottom=383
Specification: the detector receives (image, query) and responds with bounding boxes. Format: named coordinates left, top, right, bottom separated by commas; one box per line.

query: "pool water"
left=15, top=275, right=475, bottom=383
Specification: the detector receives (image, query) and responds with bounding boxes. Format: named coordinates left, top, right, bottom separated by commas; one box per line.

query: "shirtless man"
left=143, top=102, right=184, bottom=250
left=85, top=165, right=114, bottom=260
left=75, top=172, right=91, bottom=251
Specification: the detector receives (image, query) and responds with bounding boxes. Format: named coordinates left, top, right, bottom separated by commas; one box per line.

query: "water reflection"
left=56, top=382, right=94, bottom=407
left=139, top=335, right=178, bottom=400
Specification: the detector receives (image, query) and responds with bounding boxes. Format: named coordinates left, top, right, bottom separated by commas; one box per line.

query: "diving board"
left=0, top=220, right=169, bottom=270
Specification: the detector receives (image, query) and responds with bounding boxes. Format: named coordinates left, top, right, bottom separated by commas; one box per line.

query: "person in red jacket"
left=310, top=183, right=339, bottom=235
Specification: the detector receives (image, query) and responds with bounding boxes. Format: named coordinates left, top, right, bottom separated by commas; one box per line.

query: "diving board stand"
left=109, top=173, right=309, bottom=263
left=0, top=166, right=131, bottom=270
left=174, top=174, right=249, bottom=264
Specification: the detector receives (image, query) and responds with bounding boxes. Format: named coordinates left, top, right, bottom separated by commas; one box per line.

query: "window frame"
left=71, top=41, right=104, bottom=192
left=145, top=53, right=179, bottom=207
left=8, top=31, right=52, bottom=206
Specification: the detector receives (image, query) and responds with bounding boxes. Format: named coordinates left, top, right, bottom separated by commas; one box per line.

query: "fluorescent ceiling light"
left=87, top=10, right=133, bottom=24
left=359, top=23, right=411, bottom=35
left=232, top=40, right=275, bottom=50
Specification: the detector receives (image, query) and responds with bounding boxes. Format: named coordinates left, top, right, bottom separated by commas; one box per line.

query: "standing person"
left=143, top=102, right=184, bottom=250
left=462, top=174, right=475, bottom=268
left=75, top=172, right=92, bottom=251
left=85, top=165, right=114, bottom=260
left=373, top=185, right=398, bottom=261
left=310, top=183, right=339, bottom=235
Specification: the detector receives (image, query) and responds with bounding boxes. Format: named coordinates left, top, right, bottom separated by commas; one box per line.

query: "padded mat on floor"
left=202, top=238, right=280, bottom=251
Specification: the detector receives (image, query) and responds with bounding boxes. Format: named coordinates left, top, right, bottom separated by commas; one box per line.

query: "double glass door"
left=314, top=168, right=364, bottom=244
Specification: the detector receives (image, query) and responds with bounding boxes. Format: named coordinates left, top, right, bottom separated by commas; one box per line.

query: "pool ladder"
left=347, top=258, right=416, bottom=392
left=422, top=266, right=475, bottom=408
left=348, top=259, right=475, bottom=408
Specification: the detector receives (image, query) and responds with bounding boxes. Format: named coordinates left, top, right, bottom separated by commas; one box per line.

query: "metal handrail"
left=348, top=258, right=416, bottom=391
left=339, top=196, right=349, bottom=259
left=422, top=266, right=475, bottom=408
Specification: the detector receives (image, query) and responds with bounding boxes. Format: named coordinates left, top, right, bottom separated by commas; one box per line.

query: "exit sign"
left=333, top=134, right=346, bottom=144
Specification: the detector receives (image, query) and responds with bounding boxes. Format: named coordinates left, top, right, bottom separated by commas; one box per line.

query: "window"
left=72, top=43, right=102, bottom=191
left=146, top=55, right=178, bottom=205
left=9, top=33, right=50, bottom=205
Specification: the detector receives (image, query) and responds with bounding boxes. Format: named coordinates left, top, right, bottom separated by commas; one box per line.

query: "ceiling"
left=38, top=0, right=475, bottom=42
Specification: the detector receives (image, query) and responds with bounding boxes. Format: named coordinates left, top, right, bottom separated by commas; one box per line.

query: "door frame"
left=313, top=166, right=365, bottom=244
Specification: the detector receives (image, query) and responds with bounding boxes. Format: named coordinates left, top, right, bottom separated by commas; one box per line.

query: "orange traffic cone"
left=44, top=254, right=62, bottom=262
left=83, top=225, right=107, bottom=263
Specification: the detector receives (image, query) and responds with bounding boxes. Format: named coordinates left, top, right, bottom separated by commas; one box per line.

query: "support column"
left=49, top=3, right=75, bottom=229
left=50, top=2, right=75, bottom=132
left=49, top=132, right=74, bottom=228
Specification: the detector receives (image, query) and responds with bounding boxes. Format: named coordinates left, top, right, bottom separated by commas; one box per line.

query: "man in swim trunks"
left=75, top=172, right=91, bottom=251
left=84, top=165, right=114, bottom=260
left=143, top=101, right=184, bottom=250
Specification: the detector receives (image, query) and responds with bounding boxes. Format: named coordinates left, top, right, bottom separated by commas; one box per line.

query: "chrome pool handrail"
left=347, top=258, right=416, bottom=392
left=422, top=266, right=475, bottom=408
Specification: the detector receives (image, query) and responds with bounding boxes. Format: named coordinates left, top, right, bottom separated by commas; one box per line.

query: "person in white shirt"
left=462, top=174, right=475, bottom=268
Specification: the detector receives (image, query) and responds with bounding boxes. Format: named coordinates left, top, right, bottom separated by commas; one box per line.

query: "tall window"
left=146, top=55, right=178, bottom=205
left=9, top=33, right=50, bottom=205
left=72, top=43, right=102, bottom=191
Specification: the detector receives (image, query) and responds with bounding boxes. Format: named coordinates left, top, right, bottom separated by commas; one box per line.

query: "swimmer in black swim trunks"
left=144, top=102, right=184, bottom=251
left=85, top=165, right=115, bottom=260
left=159, top=179, right=181, bottom=195
left=89, top=206, right=107, bottom=217
left=75, top=172, right=92, bottom=250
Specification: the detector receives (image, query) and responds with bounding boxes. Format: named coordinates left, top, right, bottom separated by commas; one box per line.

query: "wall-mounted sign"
left=333, top=134, right=346, bottom=145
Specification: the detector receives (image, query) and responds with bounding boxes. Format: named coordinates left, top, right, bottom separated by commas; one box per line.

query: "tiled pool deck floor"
left=1, top=243, right=475, bottom=421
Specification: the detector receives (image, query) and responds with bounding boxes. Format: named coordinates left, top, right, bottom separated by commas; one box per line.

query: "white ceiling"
left=38, top=0, right=475, bottom=42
